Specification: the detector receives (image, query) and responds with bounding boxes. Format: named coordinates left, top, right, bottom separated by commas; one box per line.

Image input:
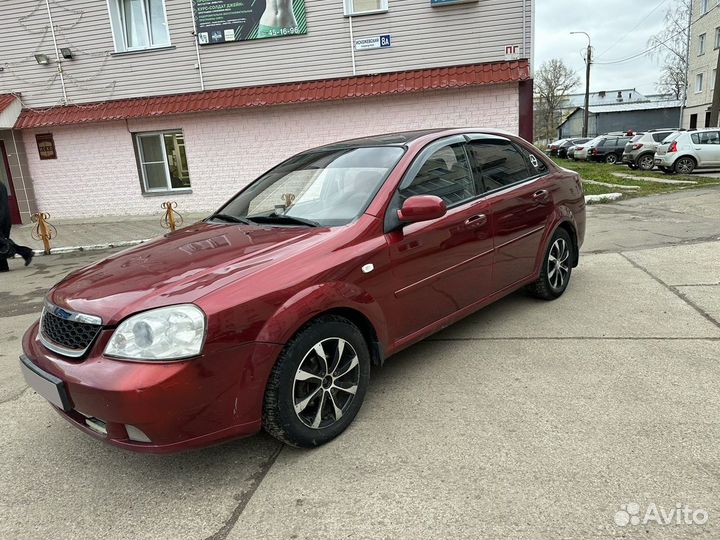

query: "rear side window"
left=468, top=139, right=531, bottom=191
left=652, top=132, right=672, bottom=142
left=662, top=132, right=681, bottom=144
left=399, top=143, right=475, bottom=206
left=617, top=137, right=631, bottom=146
left=691, top=131, right=720, bottom=145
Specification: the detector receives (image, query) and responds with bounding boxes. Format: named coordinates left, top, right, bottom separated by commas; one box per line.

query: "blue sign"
left=380, top=34, right=391, bottom=48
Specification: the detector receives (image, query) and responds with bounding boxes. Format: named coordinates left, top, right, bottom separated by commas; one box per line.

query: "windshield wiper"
left=248, top=214, right=321, bottom=227
left=206, top=213, right=254, bottom=225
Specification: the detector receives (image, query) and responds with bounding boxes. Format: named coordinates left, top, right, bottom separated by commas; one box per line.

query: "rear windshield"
left=631, top=135, right=643, bottom=143
left=661, top=132, right=681, bottom=144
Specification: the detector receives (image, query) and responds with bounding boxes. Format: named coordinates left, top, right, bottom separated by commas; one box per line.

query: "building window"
left=108, top=0, right=171, bottom=52
left=715, top=27, right=720, bottom=49
left=696, top=72, right=704, bottom=93
left=713, top=68, right=717, bottom=90
left=701, top=0, right=709, bottom=13
left=699, top=33, right=706, bottom=55
left=690, top=114, right=698, bottom=129
left=343, top=0, right=389, bottom=16
left=134, top=131, right=191, bottom=192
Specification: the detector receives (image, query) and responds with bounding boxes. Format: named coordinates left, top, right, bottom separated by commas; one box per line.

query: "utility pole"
left=571, top=32, right=591, bottom=137
left=710, top=50, right=720, bottom=127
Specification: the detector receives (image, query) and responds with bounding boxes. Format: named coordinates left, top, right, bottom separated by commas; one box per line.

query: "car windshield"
left=217, top=146, right=405, bottom=227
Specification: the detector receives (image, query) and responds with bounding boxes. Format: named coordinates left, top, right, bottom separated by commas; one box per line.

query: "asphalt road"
left=1, top=187, right=719, bottom=539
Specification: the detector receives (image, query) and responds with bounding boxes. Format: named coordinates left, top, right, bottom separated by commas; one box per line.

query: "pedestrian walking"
left=0, top=181, right=33, bottom=272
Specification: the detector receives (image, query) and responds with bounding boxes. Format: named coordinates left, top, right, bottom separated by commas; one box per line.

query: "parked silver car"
left=622, top=129, right=676, bottom=171
left=573, top=136, right=604, bottom=161
left=655, top=129, right=720, bottom=174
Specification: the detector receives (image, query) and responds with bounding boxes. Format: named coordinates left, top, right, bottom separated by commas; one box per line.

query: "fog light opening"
left=85, top=417, right=107, bottom=436
left=125, top=425, right=151, bottom=443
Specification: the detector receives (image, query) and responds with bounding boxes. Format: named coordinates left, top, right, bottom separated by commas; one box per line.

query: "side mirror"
left=397, top=195, right=447, bottom=224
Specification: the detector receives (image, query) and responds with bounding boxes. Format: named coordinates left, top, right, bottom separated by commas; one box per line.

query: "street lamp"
left=570, top=31, right=592, bottom=138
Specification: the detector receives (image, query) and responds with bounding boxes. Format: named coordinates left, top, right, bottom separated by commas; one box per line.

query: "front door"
left=386, top=137, right=494, bottom=340
left=466, top=136, right=553, bottom=293
left=0, top=141, right=22, bottom=225
left=691, top=130, right=720, bottom=166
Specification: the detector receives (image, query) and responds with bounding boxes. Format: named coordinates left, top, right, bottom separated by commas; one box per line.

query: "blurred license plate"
left=19, top=356, right=71, bottom=411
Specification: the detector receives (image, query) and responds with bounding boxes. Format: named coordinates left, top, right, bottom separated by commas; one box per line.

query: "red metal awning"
left=15, top=60, right=530, bottom=129
left=0, top=94, right=18, bottom=113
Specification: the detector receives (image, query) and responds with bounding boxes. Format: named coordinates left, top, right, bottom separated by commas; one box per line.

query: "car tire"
left=605, top=153, right=618, bottom=164
left=637, top=154, right=655, bottom=171
left=627, top=163, right=638, bottom=170
left=674, top=156, right=696, bottom=175
left=526, top=228, right=574, bottom=301
left=660, top=166, right=674, bottom=175
left=262, top=315, right=370, bottom=448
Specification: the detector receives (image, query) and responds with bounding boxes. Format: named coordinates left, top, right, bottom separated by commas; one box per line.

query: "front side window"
left=467, top=139, right=531, bottom=191
left=109, top=0, right=170, bottom=52
left=220, top=146, right=404, bottom=227
left=696, top=73, right=704, bottom=92
left=343, top=0, right=389, bottom=16
left=399, top=144, right=475, bottom=206
left=135, top=131, right=191, bottom=192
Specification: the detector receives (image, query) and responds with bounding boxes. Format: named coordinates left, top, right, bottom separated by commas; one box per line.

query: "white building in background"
left=683, top=0, right=720, bottom=128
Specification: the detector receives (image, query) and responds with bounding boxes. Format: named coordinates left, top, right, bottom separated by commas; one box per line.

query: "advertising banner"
left=193, top=0, right=307, bottom=45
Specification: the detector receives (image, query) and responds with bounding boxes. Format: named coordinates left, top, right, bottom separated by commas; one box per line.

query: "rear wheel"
left=263, top=315, right=370, bottom=448
left=660, top=166, right=674, bottom=175
left=527, top=228, right=574, bottom=300
left=627, top=163, right=638, bottom=170
left=674, top=157, right=695, bottom=175
left=638, top=154, right=655, bottom=171
left=605, top=153, right=618, bottom=164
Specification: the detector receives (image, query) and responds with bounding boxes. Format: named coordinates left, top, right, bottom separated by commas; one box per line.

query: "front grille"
left=41, top=309, right=102, bottom=355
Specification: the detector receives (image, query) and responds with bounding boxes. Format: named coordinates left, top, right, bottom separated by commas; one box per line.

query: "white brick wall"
left=23, top=84, right=519, bottom=220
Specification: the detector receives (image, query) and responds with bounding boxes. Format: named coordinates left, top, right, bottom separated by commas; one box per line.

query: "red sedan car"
left=20, top=128, right=585, bottom=452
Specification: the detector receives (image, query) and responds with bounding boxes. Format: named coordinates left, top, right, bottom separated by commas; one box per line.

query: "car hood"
left=48, top=222, right=329, bottom=325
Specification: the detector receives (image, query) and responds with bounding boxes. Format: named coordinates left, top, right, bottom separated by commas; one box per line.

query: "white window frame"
left=107, top=0, right=171, bottom=53
left=695, top=72, right=704, bottom=93
left=343, top=0, right=389, bottom=17
left=135, top=130, right=190, bottom=193
left=701, top=0, right=709, bottom=14
left=699, top=33, right=706, bottom=55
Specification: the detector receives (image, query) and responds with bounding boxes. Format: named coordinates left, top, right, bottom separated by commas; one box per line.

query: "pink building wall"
left=23, top=84, right=519, bottom=220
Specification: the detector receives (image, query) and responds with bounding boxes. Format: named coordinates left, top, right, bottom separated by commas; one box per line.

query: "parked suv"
left=588, top=135, right=633, bottom=164
left=622, top=130, right=676, bottom=171
left=655, top=128, right=720, bottom=174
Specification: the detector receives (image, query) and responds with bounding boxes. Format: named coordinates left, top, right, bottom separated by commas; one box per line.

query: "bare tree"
left=649, top=0, right=691, bottom=100
left=534, top=59, right=580, bottom=143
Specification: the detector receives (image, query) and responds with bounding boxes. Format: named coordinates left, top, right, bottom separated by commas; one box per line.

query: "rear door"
left=691, top=131, right=720, bottom=166
left=466, top=135, right=553, bottom=293
left=386, top=136, right=494, bottom=339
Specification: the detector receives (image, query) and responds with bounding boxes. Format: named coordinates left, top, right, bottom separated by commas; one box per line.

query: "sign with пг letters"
left=355, top=35, right=391, bottom=50
left=193, top=0, right=307, bottom=45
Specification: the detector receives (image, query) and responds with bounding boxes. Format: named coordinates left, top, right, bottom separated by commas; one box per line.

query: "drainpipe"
left=522, top=0, right=526, bottom=59
left=348, top=15, right=357, bottom=76
left=188, top=0, right=205, bottom=91
left=45, top=0, right=68, bottom=105
left=678, top=1, right=692, bottom=128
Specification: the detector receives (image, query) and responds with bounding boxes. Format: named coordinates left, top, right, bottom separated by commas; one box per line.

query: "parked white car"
left=573, top=136, right=604, bottom=161
left=655, top=129, right=720, bottom=174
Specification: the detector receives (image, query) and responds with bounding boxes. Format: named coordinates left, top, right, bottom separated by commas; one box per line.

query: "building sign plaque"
left=35, top=134, right=57, bottom=160
left=355, top=35, right=391, bottom=50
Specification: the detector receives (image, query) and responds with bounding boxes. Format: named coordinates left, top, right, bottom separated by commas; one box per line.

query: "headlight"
left=104, top=305, right=206, bottom=361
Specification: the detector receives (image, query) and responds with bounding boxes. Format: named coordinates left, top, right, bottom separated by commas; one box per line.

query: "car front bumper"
left=21, top=321, right=282, bottom=453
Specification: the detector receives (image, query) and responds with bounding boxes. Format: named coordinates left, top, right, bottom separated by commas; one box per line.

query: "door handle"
left=533, top=189, right=550, bottom=203
left=465, top=214, right=487, bottom=226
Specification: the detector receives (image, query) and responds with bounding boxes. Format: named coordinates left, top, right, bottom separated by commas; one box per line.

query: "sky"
left=535, top=0, right=671, bottom=96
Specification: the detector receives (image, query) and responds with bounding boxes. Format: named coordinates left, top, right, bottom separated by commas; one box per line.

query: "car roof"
left=314, top=129, right=450, bottom=150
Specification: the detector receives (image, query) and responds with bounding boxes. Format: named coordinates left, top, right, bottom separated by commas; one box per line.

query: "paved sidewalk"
left=9, top=212, right=208, bottom=253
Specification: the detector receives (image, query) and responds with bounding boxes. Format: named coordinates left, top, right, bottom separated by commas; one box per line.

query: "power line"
left=594, top=3, right=717, bottom=65
left=596, top=0, right=668, bottom=58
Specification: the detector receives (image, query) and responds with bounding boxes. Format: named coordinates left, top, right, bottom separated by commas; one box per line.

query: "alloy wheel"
left=547, top=238, right=570, bottom=290
left=676, top=158, right=694, bottom=174
left=292, top=337, right=360, bottom=429
left=639, top=155, right=654, bottom=170
left=606, top=154, right=617, bottom=164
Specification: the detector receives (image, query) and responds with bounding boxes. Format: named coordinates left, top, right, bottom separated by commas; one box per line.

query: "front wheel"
left=660, top=166, right=674, bottom=175
left=527, top=228, right=574, bottom=300
left=263, top=315, right=370, bottom=448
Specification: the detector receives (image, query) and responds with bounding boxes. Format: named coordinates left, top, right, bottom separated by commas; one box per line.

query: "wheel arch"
left=556, top=220, right=579, bottom=268
left=255, top=282, right=389, bottom=367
